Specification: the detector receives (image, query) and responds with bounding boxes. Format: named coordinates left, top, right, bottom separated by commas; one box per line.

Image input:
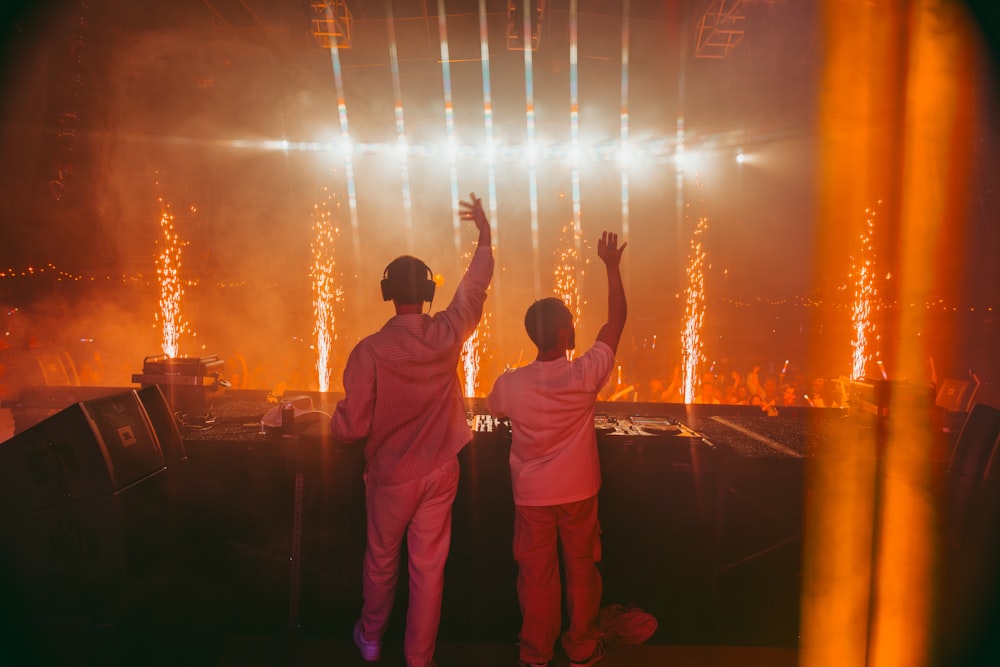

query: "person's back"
left=487, top=317, right=613, bottom=506
left=487, top=231, right=627, bottom=667
left=331, top=194, right=493, bottom=667
left=342, top=269, right=489, bottom=485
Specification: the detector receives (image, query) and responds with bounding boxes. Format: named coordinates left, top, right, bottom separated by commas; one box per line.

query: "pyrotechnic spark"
left=155, top=198, right=187, bottom=358
left=851, top=205, right=879, bottom=380
left=554, top=223, right=585, bottom=325
left=321, top=2, right=360, bottom=269
left=461, top=312, right=491, bottom=398
left=682, top=216, right=708, bottom=403
left=461, top=327, right=481, bottom=398
left=312, top=189, right=343, bottom=393
left=459, top=244, right=491, bottom=397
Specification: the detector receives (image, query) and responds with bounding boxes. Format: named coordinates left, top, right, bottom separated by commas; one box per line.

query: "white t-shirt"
left=486, top=341, right=615, bottom=506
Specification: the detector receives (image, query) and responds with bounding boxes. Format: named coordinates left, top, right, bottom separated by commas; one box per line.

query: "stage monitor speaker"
left=984, top=432, right=1000, bottom=484
left=0, top=390, right=166, bottom=518
left=136, top=384, right=187, bottom=468
left=949, top=403, right=1000, bottom=480
left=937, top=378, right=971, bottom=412
left=32, top=347, right=80, bottom=387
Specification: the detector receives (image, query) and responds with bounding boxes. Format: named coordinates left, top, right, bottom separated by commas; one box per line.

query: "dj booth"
left=0, top=384, right=984, bottom=664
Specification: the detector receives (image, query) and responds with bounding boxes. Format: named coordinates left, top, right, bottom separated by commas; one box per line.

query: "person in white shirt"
left=331, top=194, right=493, bottom=667
left=486, top=231, right=627, bottom=667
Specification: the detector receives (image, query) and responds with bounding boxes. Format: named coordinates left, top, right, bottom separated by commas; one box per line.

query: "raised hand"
left=595, top=230, right=628, bottom=353
left=597, top=231, right=627, bottom=267
left=459, top=192, right=491, bottom=246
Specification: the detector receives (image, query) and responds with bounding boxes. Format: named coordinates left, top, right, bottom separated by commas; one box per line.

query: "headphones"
left=380, top=255, right=436, bottom=303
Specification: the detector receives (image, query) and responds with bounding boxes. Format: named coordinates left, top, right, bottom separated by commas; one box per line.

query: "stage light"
left=675, top=146, right=700, bottom=172
left=618, top=142, right=632, bottom=167
left=484, top=138, right=497, bottom=162
left=525, top=140, right=539, bottom=163
left=736, top=152, right=746, bottom=164
left=567, top=141, right=582, bottom=167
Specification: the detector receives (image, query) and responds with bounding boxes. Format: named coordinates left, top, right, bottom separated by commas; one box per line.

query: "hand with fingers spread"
left=597, top=231, right=627, bottom=268
left=595, top=230, right=628, bottom=354
left=459, top=192, right=491, bottom=247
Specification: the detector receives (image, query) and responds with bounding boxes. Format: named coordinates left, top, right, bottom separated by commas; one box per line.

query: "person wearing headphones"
left=331, top=194, right=493, bottom=667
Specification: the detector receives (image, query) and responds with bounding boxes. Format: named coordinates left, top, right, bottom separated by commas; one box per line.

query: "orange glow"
left=851, top=204, right=879, bottom=380
left=554, top=222, right=584, bottom=324
left=554, top=222, right=585, bottom=362
left=155, top=197, right=186, bottom=359
left=801, top=0, right=900, bottom=663
left=461, top=315, right=488, bottom=398
left=682, top=216, right=707, bottom=403
left=311, top=188, right=342, bottom=393
left=869, top=0, right=976, bottom=664
left=803, top=2, right=979, bottom=667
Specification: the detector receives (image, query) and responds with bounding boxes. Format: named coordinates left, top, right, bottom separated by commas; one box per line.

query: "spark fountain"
left=850, top=203, right=880, bottom=380
left=460, top=244, right=491, bottom=397
left=155, top=197, right=187, bottom=359
left=554, top=222, right=585, bottom=326
left=461, top=313, right=490, bottom=398
left=682, top=216, right=708, bottom=403
left=311, top=189, right=342, bottom=393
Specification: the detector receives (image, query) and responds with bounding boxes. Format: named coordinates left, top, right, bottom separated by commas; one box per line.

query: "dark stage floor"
left=215, top=637, right=798, bottom=667
left=2, top=388, right=997, bottom=667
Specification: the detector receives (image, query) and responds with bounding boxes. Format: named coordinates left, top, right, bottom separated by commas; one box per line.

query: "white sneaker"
left=353, top=620, right=381, bottom=661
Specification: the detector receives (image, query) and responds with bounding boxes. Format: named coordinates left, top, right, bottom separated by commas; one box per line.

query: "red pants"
left=514, top=495, right=603, bottom=664
left=360, top=457, right=460, bottom=667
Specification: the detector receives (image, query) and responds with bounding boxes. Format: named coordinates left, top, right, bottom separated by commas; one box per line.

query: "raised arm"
left=595, top=231, right=627, bottom=354
left=459, top=192, right=491, bottom=248
left=440, top=192, right=494, bottom=337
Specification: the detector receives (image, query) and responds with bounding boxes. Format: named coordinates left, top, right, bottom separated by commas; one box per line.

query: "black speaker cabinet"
left=135, top=384, right=187, bottom=467
left=950, top=403, right=1000, bottom=480
left=0, top=390, right=166, bottom=518
left=937, top=378, right=971, bottom=412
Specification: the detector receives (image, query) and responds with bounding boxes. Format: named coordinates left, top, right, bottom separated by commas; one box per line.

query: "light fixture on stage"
left=131, top=354, right=230, bottom=414
left=506, top=0, right=547, bottom=51
left=674, top=146, right=701, bottom=173
left=694, top=0, right=778, bottom=59
left=310, top=1, right=352, bottom=49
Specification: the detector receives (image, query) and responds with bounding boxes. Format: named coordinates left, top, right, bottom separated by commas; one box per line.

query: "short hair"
left=524, top=297, right=572, bottom=351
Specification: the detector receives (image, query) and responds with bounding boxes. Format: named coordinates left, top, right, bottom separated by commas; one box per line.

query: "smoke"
left=2, top=0, right=997, bottom=398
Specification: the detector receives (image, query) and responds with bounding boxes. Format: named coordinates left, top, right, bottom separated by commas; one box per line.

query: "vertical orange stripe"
left=803, top=1, right=907, bottom=666
left=870, top=2, right=979, bottom=666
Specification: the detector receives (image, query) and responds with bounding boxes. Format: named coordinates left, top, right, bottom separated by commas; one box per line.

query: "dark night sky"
left=1, top=1, right=997, bottom=392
